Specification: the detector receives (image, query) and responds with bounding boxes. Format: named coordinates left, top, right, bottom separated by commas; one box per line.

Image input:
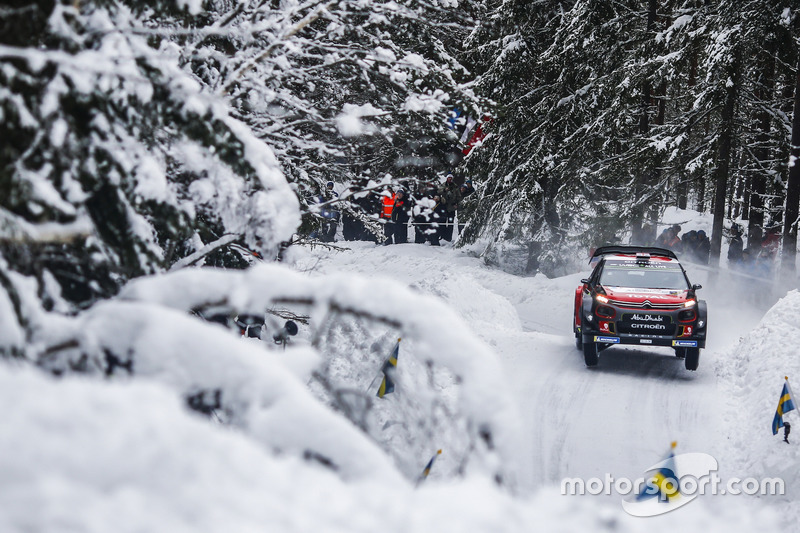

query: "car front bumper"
left=579, top=299, right=707, bottom=350
left=581, top=331, right=706, bottom=349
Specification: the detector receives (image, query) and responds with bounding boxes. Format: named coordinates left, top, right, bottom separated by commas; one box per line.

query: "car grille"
left=608, top=299, right=683, bottom=310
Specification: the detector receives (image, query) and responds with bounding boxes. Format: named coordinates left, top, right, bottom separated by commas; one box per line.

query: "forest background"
left=0, top=0, right=798, bottom=328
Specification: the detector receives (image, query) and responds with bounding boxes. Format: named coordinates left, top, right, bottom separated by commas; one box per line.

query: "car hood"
left=602, top=286, right=689, bottom=303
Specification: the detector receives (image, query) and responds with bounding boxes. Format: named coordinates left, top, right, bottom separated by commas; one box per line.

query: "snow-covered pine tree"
left=183, top=0, right=487, bottom=238
left=0, top=0, right=486, bottom=317
left=458, top=0, right=798, bottom=272
left=0, top=0, right=299, bottom=315
left=461, top=0, right=673, bottom=275
left=675, top=1, right=797, bottom=262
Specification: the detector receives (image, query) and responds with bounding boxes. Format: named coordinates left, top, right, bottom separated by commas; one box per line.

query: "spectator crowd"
left=648, top=222, right=781, bottom=276
left=312, top=173, right=475, bottom=247
left=310, top=178, right=782, bottom=281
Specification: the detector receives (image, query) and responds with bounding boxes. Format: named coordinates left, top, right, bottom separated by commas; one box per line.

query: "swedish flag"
left=772, top=378, right=796, bottom=435
left=376, top=339, right=400, bottom=398
left=637, top=442, right=680, bottom=502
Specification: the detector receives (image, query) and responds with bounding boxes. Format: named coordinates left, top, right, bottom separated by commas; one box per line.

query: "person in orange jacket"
left=381, top=188, right=396, bottom=245
left=381, top=188, right=396, bottom=219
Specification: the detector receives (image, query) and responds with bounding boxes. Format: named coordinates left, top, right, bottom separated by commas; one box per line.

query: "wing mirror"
left=581, top=278, right=590, bottom=284
left=692, top=284, right=702, bottom=291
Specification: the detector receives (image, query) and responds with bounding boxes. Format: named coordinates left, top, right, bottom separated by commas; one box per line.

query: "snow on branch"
left=116, top=264, right=519, bottom=470
left=218, top=0, right=335, bottom=96
left=169, top=234, right=240, bottom=270
left=0, top=209, right=92, bottom=245
left=38, top=297, right=403, bottom=483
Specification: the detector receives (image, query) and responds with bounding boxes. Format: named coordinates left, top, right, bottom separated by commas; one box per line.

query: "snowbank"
left=37, top=299, right=401, bottom=483
left=117, top=263, right=521, bottom=476
left=0, top=363, right=780, bottom=533
left=717, top=289, right=800, bottom=521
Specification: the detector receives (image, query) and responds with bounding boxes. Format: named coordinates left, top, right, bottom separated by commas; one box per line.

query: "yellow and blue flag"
left=418, top=449, right=442, bottom=483
left=636, top=442, right=680, bottom=502
left=376, top=339, right=400, bottom=398
left=772, top=378, right=796, bottom=435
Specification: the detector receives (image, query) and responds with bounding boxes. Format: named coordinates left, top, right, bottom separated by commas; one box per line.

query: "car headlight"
left=595, top=294, right=609, bottom=304
left=683, top=299, right=696, bottom=308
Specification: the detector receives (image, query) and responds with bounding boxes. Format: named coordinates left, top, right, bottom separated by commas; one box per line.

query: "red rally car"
left=573, top=246, right=707, bottom=371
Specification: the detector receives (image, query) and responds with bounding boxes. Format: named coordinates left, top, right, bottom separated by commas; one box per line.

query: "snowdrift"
left=0, top=363, right=781, bottom=532
left=719, top=289, right=800, bottom=521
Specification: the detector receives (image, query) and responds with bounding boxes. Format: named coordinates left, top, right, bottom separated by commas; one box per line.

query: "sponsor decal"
left=630, top=314, right=665, bottom=322
left=624, top=313, right=670, bottom=331
left=630, top=323, right=667, bottom=330
left=640, top=339, right=653, bottom=344
left=610, top=289, right=686, bottom=299
left=672, top=340, right=698, bottom=347
left=595, top=336, right=620, bottom=343
left=607, top=262, right=677, bottom=270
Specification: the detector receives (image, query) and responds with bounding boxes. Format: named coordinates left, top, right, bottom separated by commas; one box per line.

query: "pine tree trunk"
left=631, top=0, right=659, bottom=243
left=781, top=58, right=800, bottom=280
left=677, top=48, right=697, bottom=213
left=698, top=115, right=712, bottom=213
left=697, top=176, right=706, bottom=212
left=748, top=175, right=766, bottom=248
left=748, top=49, right=775, bottom=250
left=677, top=179, right=688, bottom=210
left=741, top=175, right=751, bottom=221
left=726, top=172, right=735, bottom=219
left=710, top=67, right=738, bottom=268
left=732, top=173, right=744, bottom=220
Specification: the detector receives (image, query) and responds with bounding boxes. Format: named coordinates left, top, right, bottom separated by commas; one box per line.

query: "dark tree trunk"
left=678, top=31, right=698, bottom=213
left=726, top=171, right=735, bottom=219
left=697, top=176, right=706, bottom=212
left=782, top=58, right=800, bottom=279
left=741, top=175, right=751, bottom=221
left=648, top=79, right=667, bottom=226
left=677, top=178, right=688, bottom=209
left=749, top=49, right=776, bottom=250
left=748, top=176, right=766, bottom=248
left=630, top=0, right=659, bottom=243
left=732, top=173, right=744, bottom=220
left=711, top=67, right=738, bottom=267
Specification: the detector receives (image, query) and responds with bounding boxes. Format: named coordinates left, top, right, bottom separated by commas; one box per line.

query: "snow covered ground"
left=3, top=211, right=798, bottom=531
left=292, top=230, right=797, bottom=526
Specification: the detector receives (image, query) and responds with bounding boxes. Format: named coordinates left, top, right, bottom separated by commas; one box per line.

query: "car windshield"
left=599, top=262, right=688, bottom=290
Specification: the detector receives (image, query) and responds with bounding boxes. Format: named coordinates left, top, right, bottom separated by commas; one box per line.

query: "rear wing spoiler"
left=590, top=245, right=677, bottom=264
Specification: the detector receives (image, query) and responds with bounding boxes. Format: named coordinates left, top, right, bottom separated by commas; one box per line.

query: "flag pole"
left=785, top=376, right=798, bottom=422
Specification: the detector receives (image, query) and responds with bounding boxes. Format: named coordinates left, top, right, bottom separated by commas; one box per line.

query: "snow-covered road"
left=497, top=263, right=760, bottom=496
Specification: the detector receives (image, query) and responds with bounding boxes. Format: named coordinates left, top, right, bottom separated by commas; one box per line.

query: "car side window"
left=591, top=262, right=604, bottom=285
